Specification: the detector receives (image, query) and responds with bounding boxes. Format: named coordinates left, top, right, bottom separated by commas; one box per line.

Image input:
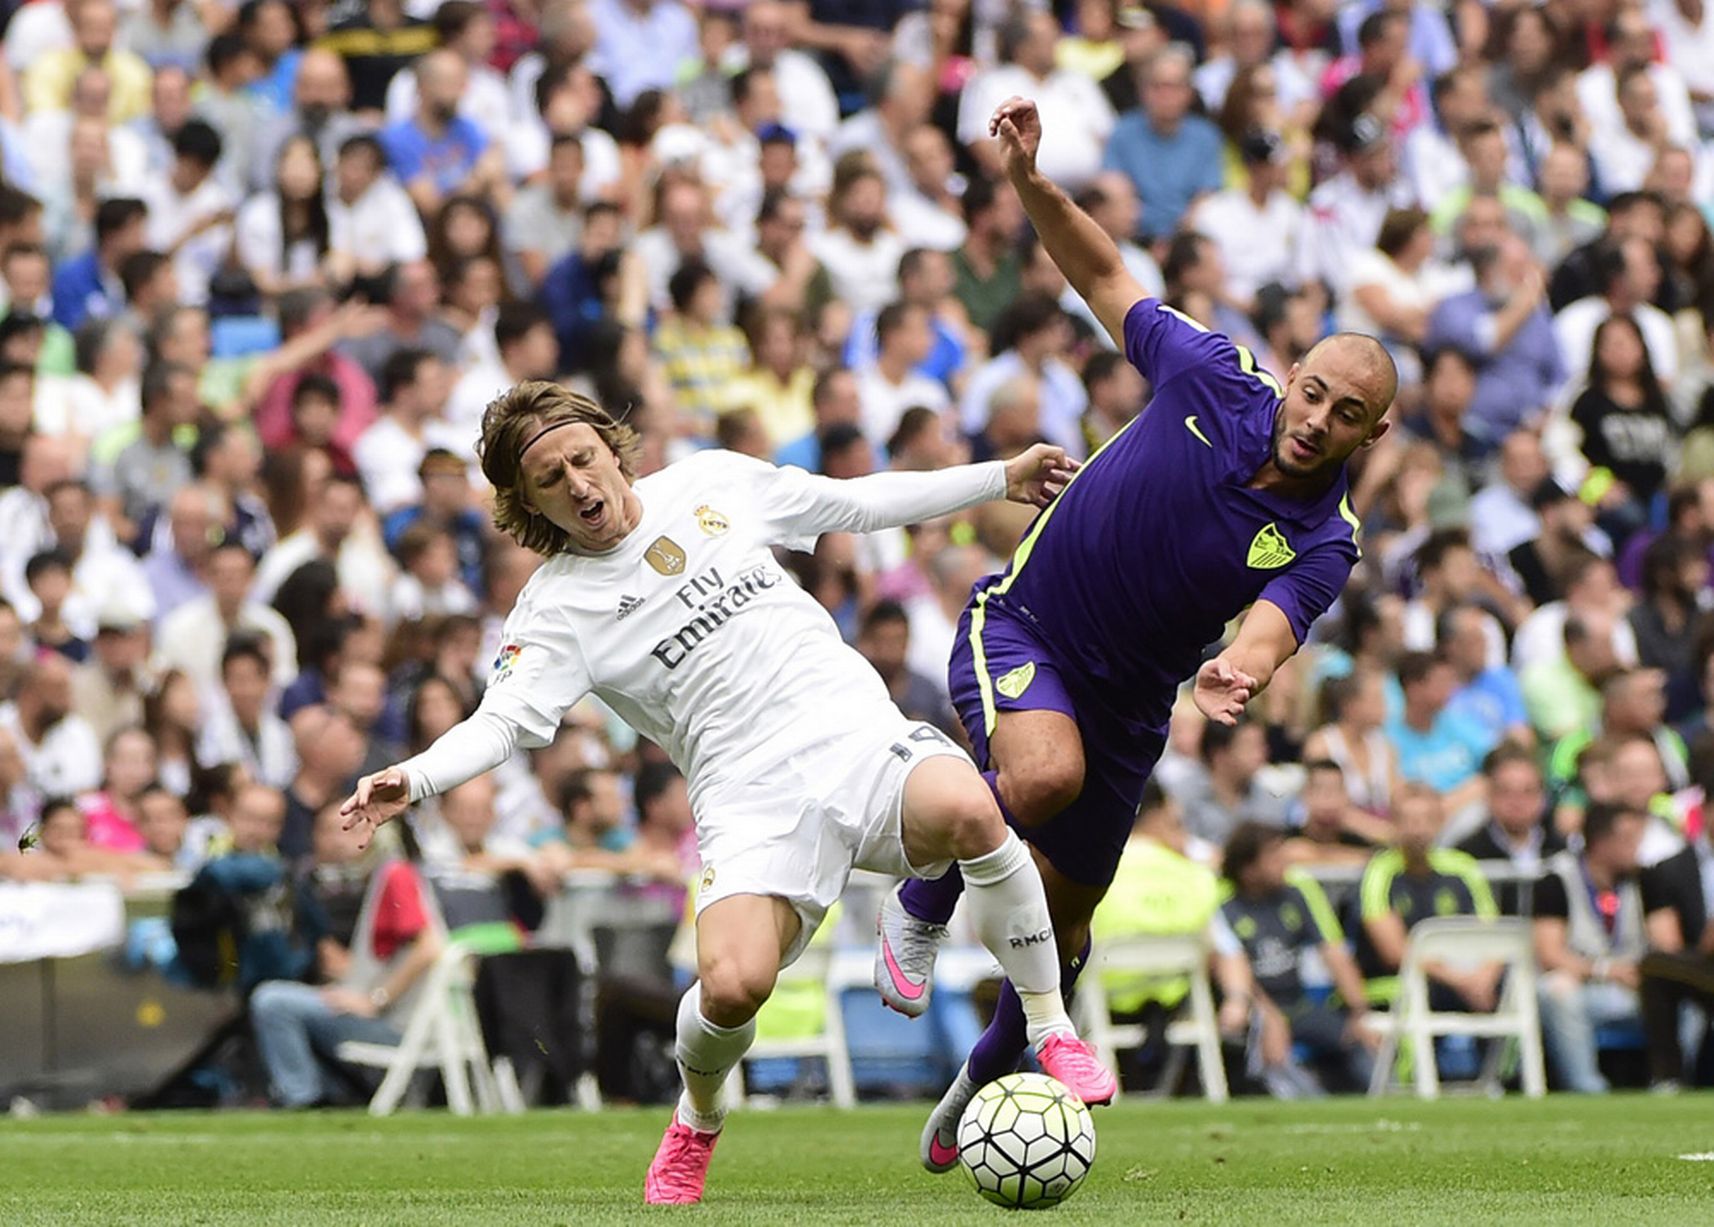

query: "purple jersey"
left=971, top=299, right=1362, bottom=734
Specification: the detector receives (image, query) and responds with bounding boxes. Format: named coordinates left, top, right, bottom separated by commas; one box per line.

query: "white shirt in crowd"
left=1553, top=296, right=1680, bottom=392
left=1190, top=187, right=1305, bottom=304
left=327, top=176, right=429, bottom=269
left=1297, top=172, right=1417, bottom=300
left=633, top=226, right=779, bottom=316
left=195, top=693, right=298, bottom=790
left=251, top=527, right=397, bottom=620
left=958, top=351, right=1090, bottom=458
left=887, top=188, right=967, bottom=253
left=810, top=227, right=907, bottom=316
left=956, top=65, right=1114, bottom=191
left=721, top=46, right=841, bottom=143
left=857, top=365, right=952, bottom=445
left=236, top=193, right=328, bottom=287
left=1576, top=61, right=1697, bottom=149
left=352, top=414, right=470, bottom=515
left=154, top=597, right=300, bottom=691
left=0, top=701, right=102, bottom=798
left=1652, top=0, right=1714, bottom=124
left=142, top=175, right=236, bottom=306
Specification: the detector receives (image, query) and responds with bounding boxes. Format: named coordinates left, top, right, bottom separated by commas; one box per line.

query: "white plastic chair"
left=1075, top=933, right=1228, bottom=1103
left=1364, top=916, right=1546, bottom=1100
left=732, top=944, right=857, bottom=1108
left=336, top=940, right=523, bottom=1115
left=330, top=862, right=525, bottom=1116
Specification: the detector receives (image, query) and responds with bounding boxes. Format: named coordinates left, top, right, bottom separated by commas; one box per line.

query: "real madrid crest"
left=695, top=505, right=730, bottom=536
left=645, top=535, right=687, bottom=576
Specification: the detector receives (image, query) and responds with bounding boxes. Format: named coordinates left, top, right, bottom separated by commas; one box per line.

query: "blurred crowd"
left=0, top=0, right=1712, bottom=1099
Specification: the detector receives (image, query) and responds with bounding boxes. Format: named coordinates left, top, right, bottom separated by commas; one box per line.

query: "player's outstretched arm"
left=771, top=444, right=1076, bottom=539
left=1193, top=599, right=1299, bottom=726
left=991, top=96, right=1146, bottom=348
left=340, top=708, right=523, bottom=849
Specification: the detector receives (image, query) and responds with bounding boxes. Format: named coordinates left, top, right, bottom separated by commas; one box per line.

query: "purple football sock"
left=966, top=935, right=1094, bottom=1085
left=898, top=770, right=1015, bottom=925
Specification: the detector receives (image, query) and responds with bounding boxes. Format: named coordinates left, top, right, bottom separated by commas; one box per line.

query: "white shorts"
left=692, top=716, right=971, bottom=967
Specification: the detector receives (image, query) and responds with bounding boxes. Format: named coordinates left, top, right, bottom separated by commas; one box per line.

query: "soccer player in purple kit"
left=876, top=97, right=1398, bottom=1170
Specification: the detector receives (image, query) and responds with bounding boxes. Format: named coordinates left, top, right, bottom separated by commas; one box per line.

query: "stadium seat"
left=1074, top=933, right=1228, bottom=1103
left=1364, top=917, right=1546, bottom=1100
left=331, top=865, right=524, bottom=1116
left=732, top=944, right=857, bottom=1109
left=336, top=939, right=523, bottom=1116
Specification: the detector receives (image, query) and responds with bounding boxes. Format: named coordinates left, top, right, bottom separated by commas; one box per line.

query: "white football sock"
left=674, top=981, right=755, bottom=1134
left=959, top=830, right=1073, bottom=1044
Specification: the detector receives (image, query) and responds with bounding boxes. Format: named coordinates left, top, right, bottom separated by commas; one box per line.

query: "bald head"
left=1303, top=333, right=1398, bottom=420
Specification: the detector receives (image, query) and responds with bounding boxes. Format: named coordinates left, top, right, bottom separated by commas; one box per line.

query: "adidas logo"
left=617, top=594, right=646, bottom=620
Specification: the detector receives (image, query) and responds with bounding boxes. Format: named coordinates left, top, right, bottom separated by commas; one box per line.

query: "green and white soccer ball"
left=957, top=1072, right=1096, bottom=1210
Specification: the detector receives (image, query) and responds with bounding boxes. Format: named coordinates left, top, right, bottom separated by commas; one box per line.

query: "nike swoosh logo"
left=881, top=934, right=927, bottom=1001
left=1184, top=415, right=1213, bottom=448
left=929, top=1136, right=959, bottom=1165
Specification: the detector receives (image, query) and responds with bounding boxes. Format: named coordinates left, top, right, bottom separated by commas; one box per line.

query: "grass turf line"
left=2, top=1095, right=1712, bottom=1225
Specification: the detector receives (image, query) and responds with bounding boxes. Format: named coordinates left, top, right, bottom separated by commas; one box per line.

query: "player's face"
left=1273, top=349, right=1391, bottom=479
left=519, top=422, right=642, bottom=554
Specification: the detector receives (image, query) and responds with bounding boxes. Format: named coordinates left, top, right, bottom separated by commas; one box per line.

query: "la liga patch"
left=491, top=643, right=523, bottom=684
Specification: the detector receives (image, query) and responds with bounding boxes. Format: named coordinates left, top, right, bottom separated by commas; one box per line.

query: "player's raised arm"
left=992, top=97, right=1146, bottom=349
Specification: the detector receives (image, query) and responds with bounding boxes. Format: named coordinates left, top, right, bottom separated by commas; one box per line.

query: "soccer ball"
left=957, top=1072, right=1096, bottom=1210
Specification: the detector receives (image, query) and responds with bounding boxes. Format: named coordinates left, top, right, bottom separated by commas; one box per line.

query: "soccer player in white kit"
left=339, top=382, right=1117, bottom=1205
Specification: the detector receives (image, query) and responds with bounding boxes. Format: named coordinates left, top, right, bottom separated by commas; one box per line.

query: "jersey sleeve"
left=707, top=449, right=1007, bottom=552
left=1257, top=536, right=1360, bottom=649
left=470, top=594, right=594, bottom=748
left=1122, top=297, right=1238, bottom=387
left=1359, top=850, right=1403, bottom=921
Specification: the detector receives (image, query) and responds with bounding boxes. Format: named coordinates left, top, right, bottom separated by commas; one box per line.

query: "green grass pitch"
left=4, top=1095, right=1713, bottom=1225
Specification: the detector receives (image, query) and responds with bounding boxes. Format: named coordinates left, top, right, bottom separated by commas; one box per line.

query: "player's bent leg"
left=989, top=709, right=1086, bottom=827
left=899, top=756, right=1115, bottom=1109
left=646, top=894, right=800, bottom=1206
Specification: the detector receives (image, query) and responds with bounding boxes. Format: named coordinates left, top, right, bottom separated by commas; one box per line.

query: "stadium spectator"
left=855, top=598, right=959, bottom=738
left=857, top=301, right=950, bottom=446
left=1455, top=744, right=1564, bottom=913
left=1386, top=651, right=1490, bottom=814
left=1441, top=603, right=1533, bottom=751
left=1282, top=759, right=1380, bottom=867
left=958, top=11, right=1113, bottom=193
left=1220, top=821, right=1378, bottom=1095
left=1299, top=114, right=1416, bottom=301
left=1357, top=785, right=1501, bottom=1010
left=1302, top=668, right=1398, bottom=819
left=1639, top=803, right=1714, bottom=1089
left=1533, top=801, right=1649, bottom=1093
left=1177, top=718, right=1287, bottom=847
left=72, top=594, right=153, bottom=741
left=1102, top=44, right=1222, bottom=240
left=281, top=704, right=366, bottom=861
left=1424, top=233, right=1563, bottom=452
left=951, top=175, right=1024, bottom=334
left=198, top=636, right=296, bottom=790
left=249, top=833, right=442, bottom=1107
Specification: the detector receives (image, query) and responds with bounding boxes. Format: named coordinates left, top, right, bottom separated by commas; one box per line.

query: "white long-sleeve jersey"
left=398, top=450, right=1007, bottom=810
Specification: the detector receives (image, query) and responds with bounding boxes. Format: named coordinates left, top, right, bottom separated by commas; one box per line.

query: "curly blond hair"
left=477, top=381, right=642, bottom=556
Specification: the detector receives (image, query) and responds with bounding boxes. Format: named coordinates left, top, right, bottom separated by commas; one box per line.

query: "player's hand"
left=1003, top=442, right=1078, bottom=508
left=1193, top=657, right=1256, bottom=726
left=988, top=96, right=1043, bottom=181
left=340, top=767, right=412, bottom=849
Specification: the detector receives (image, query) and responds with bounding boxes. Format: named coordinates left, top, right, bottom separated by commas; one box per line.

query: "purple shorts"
left=947, top=593, right=1165, bottom=888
